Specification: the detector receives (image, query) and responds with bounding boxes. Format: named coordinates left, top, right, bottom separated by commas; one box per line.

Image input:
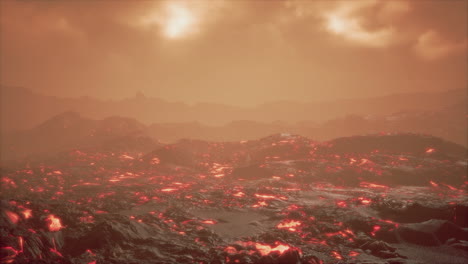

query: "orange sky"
left=1, top=0, right=466, bottom=106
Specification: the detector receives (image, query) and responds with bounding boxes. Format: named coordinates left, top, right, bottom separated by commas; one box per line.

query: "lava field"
left=1, top=134, right=467, bottom=264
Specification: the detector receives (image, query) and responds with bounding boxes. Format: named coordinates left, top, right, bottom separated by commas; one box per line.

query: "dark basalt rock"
left=230, top=165, right=274, bottom=180
left=2, top=133, right=468, bottom=264
left=397, top=219, right=468, bottom=246
left=450, top=241, right=468, bottom=251
left=320, top=134, right=467, bottom=158
left=376, top=202, right=452, bottom=224
left=453, top=204, right=468, bottom=228
left=385, top=257, right=410, bottom=264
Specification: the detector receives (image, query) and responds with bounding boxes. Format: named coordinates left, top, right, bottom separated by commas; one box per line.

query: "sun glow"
left=323, top=3, right=395, bottom=48
left=163, top=3, right=195, bottom=39
left=138, top=2, right=197, bottom=39
left=327, top=15, right=349, bottom=34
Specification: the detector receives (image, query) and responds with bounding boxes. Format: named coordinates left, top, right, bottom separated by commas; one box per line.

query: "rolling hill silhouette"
left=1, top=85, right=465, bottom=130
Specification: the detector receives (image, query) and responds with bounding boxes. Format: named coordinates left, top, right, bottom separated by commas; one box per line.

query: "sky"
left=1, top=0, right=466, bottom=106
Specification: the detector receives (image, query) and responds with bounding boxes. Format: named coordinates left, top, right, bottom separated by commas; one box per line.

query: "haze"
left=1, top=0, right=466, bottom=106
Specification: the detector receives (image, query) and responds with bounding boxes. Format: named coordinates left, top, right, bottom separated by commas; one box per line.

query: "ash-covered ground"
left=1, top=134, right=467, bottom=264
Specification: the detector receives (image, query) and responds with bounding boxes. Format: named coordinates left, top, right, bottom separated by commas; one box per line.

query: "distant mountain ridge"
left=1, top=108, right=466, bottom=161
left=1, top=112, right=159, bottom=161
left=1, top=86, right=465, bottom=131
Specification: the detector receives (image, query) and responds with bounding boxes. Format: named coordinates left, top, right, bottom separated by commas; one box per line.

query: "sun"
left=327, top=15, right=349, bottom=34
left=163, top=3, right=194, bottom=39
left=137, top=1, right=201, bottom=39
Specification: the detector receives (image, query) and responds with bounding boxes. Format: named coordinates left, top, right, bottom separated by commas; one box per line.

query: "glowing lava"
left=46, top=214, right=64, bottom=232
left=5, top=211, right=19, bottom=224
left=161, top=188, right=178, bottom=192
left=370, top=225, right=381, bottom=236
left=425, top=148, right=435, bottom=153
left=277, top=220, right=302, bottom=232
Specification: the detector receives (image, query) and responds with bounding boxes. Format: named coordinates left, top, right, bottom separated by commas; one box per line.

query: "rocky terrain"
left=1, top=133, right=467, bottom=263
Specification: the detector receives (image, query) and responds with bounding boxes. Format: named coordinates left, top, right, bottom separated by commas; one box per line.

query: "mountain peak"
left=135, top=91, right=146, bottom=99
left=36, top=111, right=86, bottom=130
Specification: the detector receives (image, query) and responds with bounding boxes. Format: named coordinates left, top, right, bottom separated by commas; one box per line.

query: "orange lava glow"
left=255, top=243, right=290, bottom=256
left=331, top=251, right=343, bottom=260
left=20, top=209, right=32, bottom=219
left=201, top=220, right=216, bottom=225
left=46, top=214, right=64, bottom=232
left=277, top=220, right=302, bottom=231
left=161, top=188, right=178, bottom=192
left=358, top=197, right=372, bottom=205
left=224, top=246, right=237, bottom=254
left=235, top=241, right=296, bottom=256
left=336, top=201, right=347, bottom=208
left=442, top=184, right=460, bottom=191
left=5, top=211, right=19, bottom=224
left=232, top=191, right=245, bottom=197
left=360, top=182, right=389, bottom=189
left=18, top=237, right=23, bottom=253
left=370, top=225, right=381, bottom=236
left=49, top=248, right=63, bottom=257
left=0, top=246, right=18, bottom=263
left=425, top=148, right=435, bottom=153
left=254, top=194, right=286, bottom=200
left=120, top=154, right=135, bottom=160
left=252, top=201, right=268, bottom=208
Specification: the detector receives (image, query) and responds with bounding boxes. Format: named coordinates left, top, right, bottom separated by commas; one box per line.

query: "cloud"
left=318, top=0, right=412, bottom=48
left=378, top=1, right=411, bottom=21
left=0, top=1, right=84, bottom=39
left=124, top=0, right=230, bottom=40
left=413, top=30, right=467, bottom=61
left=324, top=14, right=394, bottom=48
left=0, top=0, right=466, bottom=105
